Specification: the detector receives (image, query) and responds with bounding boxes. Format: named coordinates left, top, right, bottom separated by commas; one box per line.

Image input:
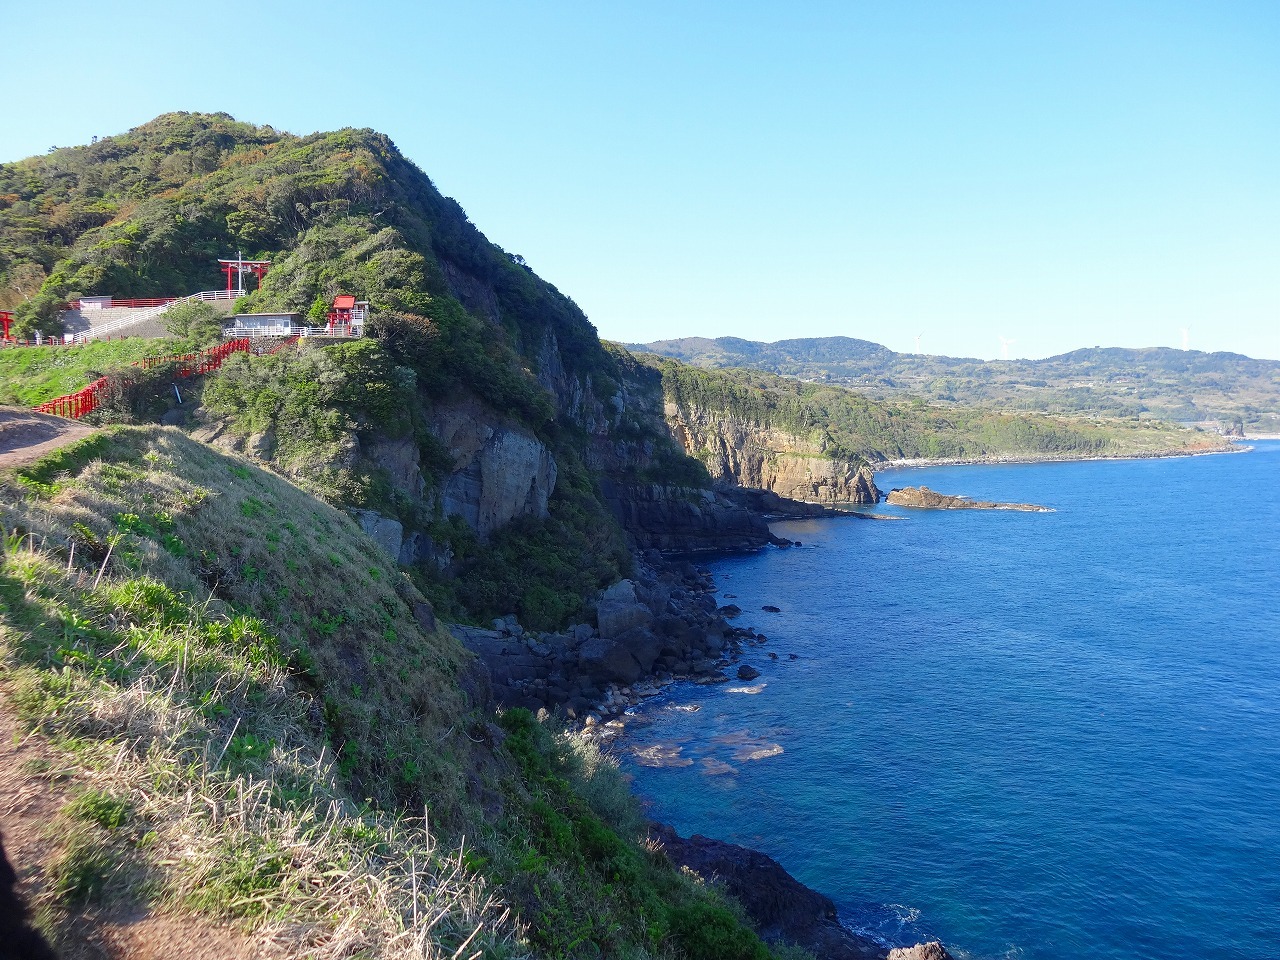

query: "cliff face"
left=428, top=397, right=558, bottom=537
left=601, top=481, right=780, bottom=552
left=665, top=402, right=881, bottom=504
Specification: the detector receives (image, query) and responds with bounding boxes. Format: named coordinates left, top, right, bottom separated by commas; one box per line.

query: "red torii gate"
left=0, top=311, right=13, bottom=340
left=218, top=252, right=271, bottom=294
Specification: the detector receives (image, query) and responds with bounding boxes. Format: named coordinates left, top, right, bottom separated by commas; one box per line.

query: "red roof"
left=333, top=295, right=356, bottom=310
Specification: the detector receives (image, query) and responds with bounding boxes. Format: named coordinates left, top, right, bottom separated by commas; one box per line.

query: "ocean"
left=620, top=441, right=1280, bottom=960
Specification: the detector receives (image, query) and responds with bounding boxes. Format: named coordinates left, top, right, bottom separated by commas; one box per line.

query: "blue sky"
left=4, top=1, right=1277, bottom=360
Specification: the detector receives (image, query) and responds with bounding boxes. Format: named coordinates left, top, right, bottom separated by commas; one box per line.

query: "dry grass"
left=0, top=427, right=529, bottom=958
left=5, top=426, right=488, bottom=817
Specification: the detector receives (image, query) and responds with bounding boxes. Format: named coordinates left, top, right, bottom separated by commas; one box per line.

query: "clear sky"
left=4, top=1, right=1277, bottom=360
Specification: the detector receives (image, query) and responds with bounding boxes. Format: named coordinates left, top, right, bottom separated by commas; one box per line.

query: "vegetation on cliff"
left=651, top=355, right=1228, bottom=465
left=0, top=112, right=670, bottom=628
left=0, top=428, right=782, bottom=959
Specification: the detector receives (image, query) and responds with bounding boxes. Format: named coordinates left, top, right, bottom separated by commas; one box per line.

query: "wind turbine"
left=914, top=333, right=923, bottom=354
left=999, top=336, right=1016, bottom=361
left=1181, top=327, right=1190, bottom=351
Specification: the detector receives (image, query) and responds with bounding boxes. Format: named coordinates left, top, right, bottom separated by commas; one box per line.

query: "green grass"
left=0, top=423, right=804, bottom=960
left=0, top=518, right=519, bottom=957
left=0, top=338, right=176, bottom=406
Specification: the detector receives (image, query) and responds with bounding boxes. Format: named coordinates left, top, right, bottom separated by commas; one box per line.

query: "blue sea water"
left=621, top=443, right=1280, bottom=960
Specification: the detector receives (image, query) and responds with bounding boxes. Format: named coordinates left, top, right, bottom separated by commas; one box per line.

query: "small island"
left=886, top=485, right=1051, bottom=512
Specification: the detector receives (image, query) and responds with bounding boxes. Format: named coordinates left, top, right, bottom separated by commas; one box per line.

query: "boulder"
left=737, top=664, right=761, bottom=681
left=612, top=625, right=665, bottom=674
left=578, top=637, right=644, bottom=685
left=411, top=601, right=437, bottom=633
left=597, top=579, right=654, bottom=639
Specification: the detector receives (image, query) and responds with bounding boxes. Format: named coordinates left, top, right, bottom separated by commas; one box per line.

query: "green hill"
left=629, top=336, right=1280, bottom=431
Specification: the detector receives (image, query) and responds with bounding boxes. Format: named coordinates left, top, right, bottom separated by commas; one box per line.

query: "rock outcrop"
left=664, top=403, right=881, bottom=505
left=886, top=486, right=1049, bottom=512
left=651, top=825, right=954, bottom=960
left=429, top=398, right=558, bottom=537
left=602, top=481, right=787, bottom=552
left=449, top=558, right=747, bottom=715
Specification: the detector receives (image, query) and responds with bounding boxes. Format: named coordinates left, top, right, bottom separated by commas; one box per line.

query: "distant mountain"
left=625, top=336, right=1280, bottom=430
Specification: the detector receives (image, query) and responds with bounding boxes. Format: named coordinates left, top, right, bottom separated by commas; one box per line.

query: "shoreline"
left=583, top=549, right=952, bottom=959
left=867, top=442, right=1241, bottom=472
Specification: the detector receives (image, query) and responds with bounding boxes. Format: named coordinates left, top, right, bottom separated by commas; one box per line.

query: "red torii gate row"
left=35, top=338, right=252, bottom=420
left=0, top=311, right=13, bottom=340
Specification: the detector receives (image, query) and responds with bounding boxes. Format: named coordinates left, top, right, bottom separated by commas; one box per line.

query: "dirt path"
left=0, top=409, right=96, bottom=469
left=0, top=693, right=273, bottom=959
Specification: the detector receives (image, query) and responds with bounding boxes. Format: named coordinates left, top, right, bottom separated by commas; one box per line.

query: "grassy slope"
left=0, top=339, right=177, bottom=406
left=0, top=428, right=786, bottom=960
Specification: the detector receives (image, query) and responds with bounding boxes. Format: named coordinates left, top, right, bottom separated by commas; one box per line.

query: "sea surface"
left=620, top=442, right=1280, bottom=960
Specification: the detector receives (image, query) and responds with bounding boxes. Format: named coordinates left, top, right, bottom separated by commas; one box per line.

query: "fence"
left=35, top=338, right=251, bottom=420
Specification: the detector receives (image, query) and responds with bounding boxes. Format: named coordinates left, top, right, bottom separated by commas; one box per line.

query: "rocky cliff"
left=664, top=402, right=881, bottom=505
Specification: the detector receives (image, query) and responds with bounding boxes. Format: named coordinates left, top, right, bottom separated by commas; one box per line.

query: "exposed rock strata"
left=665, top=403, right=882, bottom=505
left=428, top=398, right=558, bottom=537
left=886, top=486, right=1049, bottom=512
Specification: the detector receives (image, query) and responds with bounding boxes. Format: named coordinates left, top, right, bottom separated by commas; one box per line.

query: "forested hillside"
left=0, top=112, right=683, bottom=628
left=631, top=336, right=1280, bottom=431
left=649, top=356, right=1227, bottom=465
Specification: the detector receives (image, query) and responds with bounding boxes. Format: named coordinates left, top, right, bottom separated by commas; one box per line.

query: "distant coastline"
left=868, top=442, right=1240, bottom=472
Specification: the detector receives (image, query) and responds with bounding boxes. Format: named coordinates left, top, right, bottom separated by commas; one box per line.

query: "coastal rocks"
left=449, top=555, right=739, bottom=713
left=578, top=637, right=644, bottom=685
left=602, top=480, right=780, bottom=552
left=886, top=486, right=1049, bottom=512
left=650, top=824, right=886, bottom=959
left=652, top=825, right=955, bottom=960
left=736, top=664, right=761, bottom=681
left=720, top=486, right=867, bottom=518
left=596, top=579, right=654, bottom=638
left=886, top=944, right=954, bottom=960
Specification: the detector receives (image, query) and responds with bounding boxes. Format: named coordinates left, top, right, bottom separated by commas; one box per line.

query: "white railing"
left=66, top=289, right=243, bottom=344
left=230, top=324, right=296, bottom=338
left=227, top=323, right=364, bottom=340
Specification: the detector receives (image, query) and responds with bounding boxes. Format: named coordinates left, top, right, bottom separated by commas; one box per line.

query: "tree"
left=161, top=301, right=224, bottom=349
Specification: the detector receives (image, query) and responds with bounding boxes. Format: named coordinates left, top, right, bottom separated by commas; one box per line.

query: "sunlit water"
left=621, top=442, right=1280, bottom=959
